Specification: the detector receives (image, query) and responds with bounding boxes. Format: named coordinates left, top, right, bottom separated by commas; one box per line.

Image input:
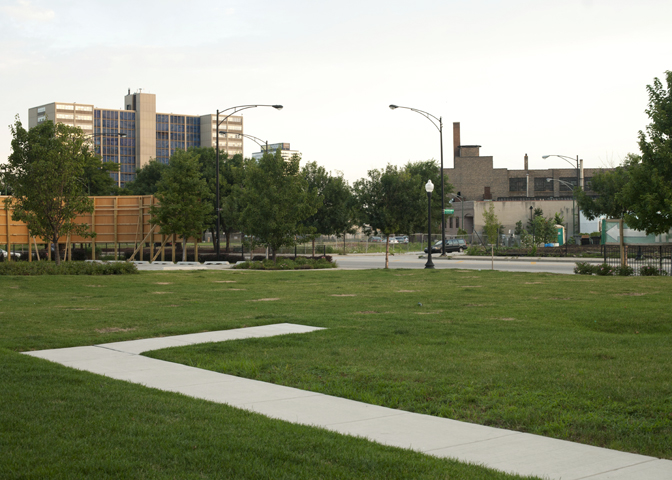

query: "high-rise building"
left=252, top=142, right=301, bottom=161
left=28, top=90, right=243, bottom=188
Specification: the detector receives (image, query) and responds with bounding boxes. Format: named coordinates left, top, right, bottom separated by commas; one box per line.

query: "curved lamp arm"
left=389, top=104, right=441, bottom=132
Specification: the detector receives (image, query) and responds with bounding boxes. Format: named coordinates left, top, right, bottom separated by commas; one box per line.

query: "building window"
left=509, top=177, right=527, bottom=192
left=534, top=177, right=553, bottom=192
left=559, top=177, right=577, bottom=192
left=37, top=107, right=46, bottom=113
left=56, top=104, right=74, bottom=111
left=584, top=177, right=592, bottom=191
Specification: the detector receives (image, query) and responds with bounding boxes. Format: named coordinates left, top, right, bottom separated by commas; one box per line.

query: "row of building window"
left=55, top=105, right=92, bottom=112
left=509, top=177, right=592, bottom=192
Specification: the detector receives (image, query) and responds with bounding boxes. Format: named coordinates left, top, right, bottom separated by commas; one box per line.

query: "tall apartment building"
left=251, top=142, right=301, bottom=161
left=28, top=90, right=244, bottom=187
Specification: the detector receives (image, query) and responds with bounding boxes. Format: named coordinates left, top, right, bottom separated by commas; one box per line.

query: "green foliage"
left=82, top=154, right=121, bottom=196
left=239, top=151, right=321, bottom=260
left=149, top=150, right=214, bottom=262
left=3, top=119, right=95, bottom=265
left=574, top=262, right=597, bottom=275
left=123, top=159, right=167, bottom=195
left=233, top=257, right=336, bottom=270
left=614, top=265, right=634, bottom=276
left=482, top=203, right=501, bottom=245
left=0, top=261, right=138, bottom=275
left=595, top=263, right=615, bottom=276
left=514, top=220, right=524, bottom=236
left=301, top=163, right=355, bottom=240
left=640, top=265, right=669, bottom=276
left=576, top=157, right=634, bottom=221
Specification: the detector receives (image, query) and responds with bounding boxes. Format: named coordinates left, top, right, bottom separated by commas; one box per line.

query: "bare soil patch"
left=614, top=292, right=646, bottom=297
left=214, top=281, right=237, bottom=283
left=250, top=298, right=279, bottom=302
left=397, top=290, right=417, bottom=293
left=154, top=282, right=173, bottom=285
left=331, top=294, right=356, bottom=297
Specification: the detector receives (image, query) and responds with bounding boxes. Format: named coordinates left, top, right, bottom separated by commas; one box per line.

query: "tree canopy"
left=123, top=159, right=168, bottom=195
left=3, top=118, right=95, bottom=264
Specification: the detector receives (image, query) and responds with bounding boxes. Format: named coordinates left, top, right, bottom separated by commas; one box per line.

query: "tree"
left=123, top=159, right=168, bottom=195
left=82, top=155, right=121, bottom=196
left=3, top=119, right=95, bottom=265
left=301, top=163, right=355, bottom=256
left=149, top=150, right=213, bottom=262
left=482, top=203, right=501, bottom=245
left=238, top=151, right=320, bottom=260
left=354, top=163, right=440, bottom=268
left=577, top=72, right=672, bottom=234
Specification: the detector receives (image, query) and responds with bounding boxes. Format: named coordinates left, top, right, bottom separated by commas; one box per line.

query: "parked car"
left=0, top=248, right=21, bottom=260
left=386, top=236, right=399, bottom=244
left=395, top=236, right=409, bottom=244
left=424, top=238, right=467, bottom=254
left=368, top=236, right=382, bottom=243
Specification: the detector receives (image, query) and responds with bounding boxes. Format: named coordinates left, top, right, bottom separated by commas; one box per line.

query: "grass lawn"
left=2, top=268, right=671, bottom=477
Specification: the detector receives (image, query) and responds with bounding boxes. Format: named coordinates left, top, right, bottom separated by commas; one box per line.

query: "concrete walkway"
left=25, top=324, right=671, bottom=480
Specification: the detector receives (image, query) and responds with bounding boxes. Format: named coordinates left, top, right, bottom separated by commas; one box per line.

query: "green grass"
left=1, top=268, right=670, bottom=477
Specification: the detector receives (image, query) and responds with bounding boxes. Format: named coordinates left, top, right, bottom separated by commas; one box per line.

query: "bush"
left=233, top=257, right=336, bottom=270
left=0, top=261, right=138, bottom=276
left=595, top=263, right=615, bottom=276
left=465, top=246, right=486, bottom=256
left=614, top=265, right=634, bottom=276
left=639, top=265, right=669, bottom=276
left=574, top=262, right=597, bottom=275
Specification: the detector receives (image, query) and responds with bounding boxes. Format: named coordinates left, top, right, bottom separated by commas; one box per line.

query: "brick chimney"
left=453, top=122, right=460, bottom=160
left=524, top=153, right=528, bottom=170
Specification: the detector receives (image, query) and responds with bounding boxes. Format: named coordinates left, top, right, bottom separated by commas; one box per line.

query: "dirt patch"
left=85, top=285, right=105, bottom=288
left=95, top=327, right=137, bottom=333
left=154, top=282, right=173, bottom=285
left=397, top=290, right=417, bottom=293
left=393, top=274, right=414, bottom=277
left=67, top=308, right=100, bottom=311
left=152, top=292, right=172, bottom=295
left=331, top=294, right=356, bottom=297
left=228, top=288, right=246, bottom=291
left=499, top=317, right=516, bottom=321
left=525, top=282, right=543, bottom=285
left=9, top=286, right=19, bottom=289
left=416, top=311, right=443, bottom=315
left=250, top=298, right=279, bottom=302
left=356, top=311, right=379, bottom=314
left=214, top=281, right=237, bottom=283
left=614, top=292, right=647, bottom=297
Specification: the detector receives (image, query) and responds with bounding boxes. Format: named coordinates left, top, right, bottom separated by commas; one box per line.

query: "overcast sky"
left=1, top=0, right=670, bottom=183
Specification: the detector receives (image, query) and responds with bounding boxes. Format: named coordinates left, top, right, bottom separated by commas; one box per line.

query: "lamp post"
left=214, top=104, right=282, bottom=259
left=219, top=132, right=268, bottom=153
left=425, top=180, right=435, bottom=269
left=542, top=154, right=581, bottom=233
left=390, top=104, right=446, bottom=256
left=547, top=178, right=576, bottom=238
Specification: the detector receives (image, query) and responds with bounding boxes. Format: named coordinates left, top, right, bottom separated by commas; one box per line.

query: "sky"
left=1, top=0, right=671, bottom=183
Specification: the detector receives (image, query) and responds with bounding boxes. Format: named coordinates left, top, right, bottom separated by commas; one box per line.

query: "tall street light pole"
left=542, top=154, right=581, bottom=233
left=390, top=104, right=446, bottom=256
left=547, top=178, right=576, bottom=238
left=425, top=180, right=435, bottom=269
left=215, top=104, right=282, bottom=259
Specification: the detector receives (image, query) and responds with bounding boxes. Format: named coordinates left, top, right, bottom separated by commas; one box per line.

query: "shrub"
left=232, top=257, right=335, bottom=270
left=614, top=265, right=634, bottom=276
left=465, top=246, right=486, bottom=256
left=595, top=263, right=615, bottom=276
left=0, top=261, right=138, bottom=276
left=640, top=265, right=669, bottom=276
left=574, top=262, right=597, bottom=275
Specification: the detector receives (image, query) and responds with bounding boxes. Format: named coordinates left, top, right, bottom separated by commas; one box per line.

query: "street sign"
left=444, top=209, right=454, bottom=214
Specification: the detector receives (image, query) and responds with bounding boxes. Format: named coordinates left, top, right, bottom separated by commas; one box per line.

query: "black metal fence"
left=602, top=245, right=672, bottom=275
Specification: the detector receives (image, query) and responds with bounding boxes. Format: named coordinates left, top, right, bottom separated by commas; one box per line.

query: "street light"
left=219, top=131, right=268, bottom=153
left=542, top=154, right=581, bottom=233
left=214, top=104, right=283, bottom=258
left=425, top=179, right=435, bottom=269
left=547, top=178, right=576, bottom=237
left=390, top=104, right=447, bottom=256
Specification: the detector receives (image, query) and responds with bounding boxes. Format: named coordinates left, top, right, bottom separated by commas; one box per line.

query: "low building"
left=252, top=143, right=301, bottom=161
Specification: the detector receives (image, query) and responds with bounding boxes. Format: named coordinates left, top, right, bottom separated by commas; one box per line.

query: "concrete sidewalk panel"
left=429, top=431, right=657, bottom=480
left=584, top=459, right=672, bottom=479
left=24, top=345, right=122, bottom=364
left=328, top=411, right=517, bottom=452
left=242, top=393, right=407, bottom=427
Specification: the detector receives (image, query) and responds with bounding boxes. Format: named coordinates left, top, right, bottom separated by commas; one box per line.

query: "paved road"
left=333, top=253, right=598, bottom=274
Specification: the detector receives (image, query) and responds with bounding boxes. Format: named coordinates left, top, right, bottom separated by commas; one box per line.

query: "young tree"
left=3, top=119, right=95, bottom=265
left=301, top=163, right=354, bottom=256
left=576, top=155, right=635, bottom=221
left=354, top=164, right=436, bottom=268
left=82, top=155, right=121, bottom=196
left=238, top=151, right=320, bottom=260
left=482, top=203, right=501, bottom=245
left=149, top=150, right=213, bottom=262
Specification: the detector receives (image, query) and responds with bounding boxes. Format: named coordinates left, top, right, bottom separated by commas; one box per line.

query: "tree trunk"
left=225, top=231, right=231, bottom=253
left=271, top=246, right=276, bottom=262
left=385, top=237, right=389, bottom=269
left=343, top=234, right=346, bottom=256
left=182, top=235, right=188, bottom=262
left=312, top=238, right=315, bottom=258
left=53, top=234, right=61, bottom=266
